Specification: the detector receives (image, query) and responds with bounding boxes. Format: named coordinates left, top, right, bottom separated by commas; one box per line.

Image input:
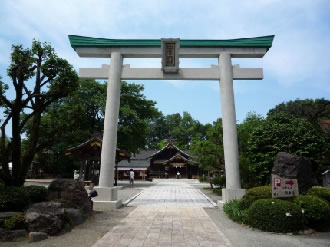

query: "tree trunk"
left=11, top=107, right=24, bottom=186
left=22, top=112, right=42, bottom=181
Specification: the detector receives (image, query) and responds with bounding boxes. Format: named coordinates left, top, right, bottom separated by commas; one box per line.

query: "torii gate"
left=69, top=35, right=274, bottom=205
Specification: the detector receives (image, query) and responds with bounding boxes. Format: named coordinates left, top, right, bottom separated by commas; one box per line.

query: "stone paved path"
left=127, top=182, right=216, bottom=207
left=92, top=182, right=232, bottom=247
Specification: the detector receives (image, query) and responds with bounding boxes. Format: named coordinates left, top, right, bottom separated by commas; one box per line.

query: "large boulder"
left=64, top=208, right=84, bottom=226
left=25, top=202, right=64, bottom=235
left=272, top=152, right=318, bottom=194
left=48, top=179, right=91, bottom=214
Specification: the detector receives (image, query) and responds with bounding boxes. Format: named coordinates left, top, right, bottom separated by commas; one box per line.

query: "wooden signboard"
left=272, top=174, right=299, bottom=198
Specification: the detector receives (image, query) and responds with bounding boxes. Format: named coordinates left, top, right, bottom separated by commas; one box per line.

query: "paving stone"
left=127, top=182, right=215, bottom=208
left=91, top=181, right=231, bottom=247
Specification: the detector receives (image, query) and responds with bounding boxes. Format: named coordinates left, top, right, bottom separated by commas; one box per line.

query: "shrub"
left=248, top=199, right=304, bottom=233
left=307, top=186, right=330, bottom=203
left=293, top=195, right=330, bottom=228
left=24, top=185, right=48, bottom=203
left=0, top=187, right=29, bottom=212
left=212, top=176, right=225, bottom=187
left=0, top=179, right=4, bottom=190
left=199, top=176, right=209, bottom=183
left=4, top=214, right=26, bottom=230
left=212, top=188, right=222, bottom=196
left=223, top=200, right=248, bottom=224
left=239, top=186, right=272, bottom=210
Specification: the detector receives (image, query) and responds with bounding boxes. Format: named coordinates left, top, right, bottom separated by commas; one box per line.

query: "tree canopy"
left=267, top=99, right=330, bottom=127
left=190, top=119, right=224, bottom=173
left=146, top=112, right=209, bottom=149
left=247, top=112, right=326, bottom=185
left=29, top=80, right=159, bottom=176
left=0, top=40, right=78, bottom=186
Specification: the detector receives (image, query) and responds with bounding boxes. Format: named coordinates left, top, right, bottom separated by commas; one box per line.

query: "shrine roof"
left=148, top=142, right=192, bottom=160
left=68, top=35, right=275, bottom=49
left=65, top=135, right=130, bottom=161
left=163, top=153, right=196, bottom=165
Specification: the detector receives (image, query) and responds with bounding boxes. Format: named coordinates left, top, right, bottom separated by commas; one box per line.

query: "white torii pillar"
left=96, top=51, right=123, bottom=205
left=219, top=53, right=246, bottom=202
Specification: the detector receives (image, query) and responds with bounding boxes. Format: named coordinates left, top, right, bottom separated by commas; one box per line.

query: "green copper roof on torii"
left=68, top=35, right=275, bottom=49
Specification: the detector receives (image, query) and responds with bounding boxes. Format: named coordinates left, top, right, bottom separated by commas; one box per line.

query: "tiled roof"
left=69, top=35, right=275, bottom=49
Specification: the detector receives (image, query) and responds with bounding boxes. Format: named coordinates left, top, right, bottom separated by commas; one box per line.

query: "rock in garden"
left=48, top=179, right=91, bottom=214
left=25, top=202, right=64, bottom=235
left=0, top=212, right=22, bottom=226
left=272, top=152, right=318, bottom=194
left=64, top=208, right=84, bottom=226
left=28, top=232, right=48, bottom=242
left=0, top=229, right=27, bottom=241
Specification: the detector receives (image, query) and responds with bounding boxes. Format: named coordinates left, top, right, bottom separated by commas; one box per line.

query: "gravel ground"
left=2, top=207, right=134, bottom=247
left=202, top=188, right=330, bottom=247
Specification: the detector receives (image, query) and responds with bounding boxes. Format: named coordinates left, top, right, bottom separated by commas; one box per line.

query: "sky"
left=0, top=0, right=330, bottom=126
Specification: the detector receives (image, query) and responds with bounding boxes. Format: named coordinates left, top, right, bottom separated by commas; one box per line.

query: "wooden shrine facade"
left=65, top=135, right=130, bottom=183
left=148, top=141, right=198, bottom=179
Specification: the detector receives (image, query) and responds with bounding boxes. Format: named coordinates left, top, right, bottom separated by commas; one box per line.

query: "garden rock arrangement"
left=0, top=212, right=27, bottom=241
left=25, top=202, right=65, bottom=235
left=48, top=179, right=91, bottom=214
left=0, top=179, right=91, bottom=242
left=272, top=152, right=318, bottom=194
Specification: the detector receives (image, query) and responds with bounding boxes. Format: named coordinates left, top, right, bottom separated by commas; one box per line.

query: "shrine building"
left=118, top=140, right=199, bottom=180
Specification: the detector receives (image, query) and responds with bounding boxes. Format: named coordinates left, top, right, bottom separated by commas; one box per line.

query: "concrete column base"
left=95, top=187, right=118, bottom=201
left=93, top=199, right=122, bottom=210
left=222, top=188, right=246, bottom=203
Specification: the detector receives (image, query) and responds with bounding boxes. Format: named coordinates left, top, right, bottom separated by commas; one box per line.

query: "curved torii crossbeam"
left=69, top=35, right=274, bottom=203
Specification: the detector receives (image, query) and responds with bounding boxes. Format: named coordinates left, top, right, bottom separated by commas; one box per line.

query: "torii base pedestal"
left=222, top=188, right=246, bottom=203
left=93, top=187, right=122, bottom=210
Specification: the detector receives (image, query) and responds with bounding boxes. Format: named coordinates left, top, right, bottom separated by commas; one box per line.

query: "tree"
left=146, top=112, right=209, bottom=149
left=0, top=40, right=78, bottom=186
left=268, top=98, right=330, bottom=175
left=237, top=112, right=264, bottom=155
left=236, top=112, right=265, bottom=188
left=28, top=80, right=159, bottom=176
left=190, top=119, right=224, bottom=173
left=117, top=82, right=160, bottom=152
left=247, top=113, right=326, bottom=185
left=268, top=99, right=330, bottom=127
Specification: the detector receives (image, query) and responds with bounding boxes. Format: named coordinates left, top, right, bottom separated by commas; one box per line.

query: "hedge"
left=248, top=199, right=304, bottom=233
left=307, top=186, right=330, bottom=203
left=4, top=214, right=26, bottom=230
left=293, top=195, right=330, bottom=228
left=239, top=186, right=272, bottom=210
left=0, top=187, right=30, bottom=212
left=24, top=185, right=48, bottom=203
